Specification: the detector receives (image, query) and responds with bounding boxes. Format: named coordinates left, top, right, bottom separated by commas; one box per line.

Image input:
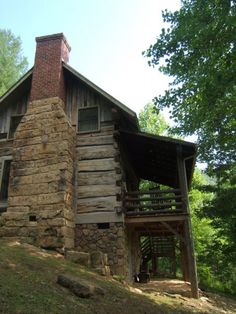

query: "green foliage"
left=0, top=29, right=28, bottom=96
left=143, top=0, right=236, bottom=174
left=190, top=168, right=236, bottom=295
left=143, top=0, right=236, bottom=295
left=139, top=103, right=168, bottom=135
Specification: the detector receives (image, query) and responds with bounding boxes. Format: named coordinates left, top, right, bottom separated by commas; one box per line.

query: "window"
left=0, top=159, right=12, bottom=201
left=0, top=133, right=8, bottom=140
left=78, top=107, right=99, bottom=132
left=8, top=115, right=23, bottom=139
left=97, top=223, right=110, bottom=229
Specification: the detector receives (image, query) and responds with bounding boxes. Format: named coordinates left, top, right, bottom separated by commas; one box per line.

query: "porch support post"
left=177, top=146, right=199, bottom=298
left=180, top=239, right=189, bottom=281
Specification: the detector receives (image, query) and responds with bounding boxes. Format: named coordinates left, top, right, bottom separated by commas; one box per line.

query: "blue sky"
left=0, top=0, right=180, bottom=114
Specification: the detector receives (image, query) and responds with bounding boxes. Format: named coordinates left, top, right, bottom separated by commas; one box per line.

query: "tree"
left=143, top=0, right=236, bottom=175
left=0, top=29, right=28, bottom=96
left=139, top=103, right=168, bottom=135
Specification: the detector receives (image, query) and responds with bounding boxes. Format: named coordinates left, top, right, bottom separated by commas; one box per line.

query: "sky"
left=0, top=0, right=180, bottom=115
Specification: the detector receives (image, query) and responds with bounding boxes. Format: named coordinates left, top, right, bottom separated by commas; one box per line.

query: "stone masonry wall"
left=1, top=97, right=76, bottom=250
left=75, top=222, right=128, bottom=276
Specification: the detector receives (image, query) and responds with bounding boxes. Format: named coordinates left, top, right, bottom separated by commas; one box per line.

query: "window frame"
left=8, top=114, right=23, bottom=140
left=0, top=156, right=12, bottom=208
left=77, top=105, right=100, bottom=134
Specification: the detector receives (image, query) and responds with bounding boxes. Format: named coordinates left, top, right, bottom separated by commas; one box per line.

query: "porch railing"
left=124, top=188, right=184, bottom=215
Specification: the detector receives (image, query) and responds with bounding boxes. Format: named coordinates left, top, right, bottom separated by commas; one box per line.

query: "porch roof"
left=119, top=130, right=197, bottom=189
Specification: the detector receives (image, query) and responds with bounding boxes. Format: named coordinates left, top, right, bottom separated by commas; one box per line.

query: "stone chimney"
left=30, top=33, right=71, bottom=102
left=2, top=34, right=76, bottom=251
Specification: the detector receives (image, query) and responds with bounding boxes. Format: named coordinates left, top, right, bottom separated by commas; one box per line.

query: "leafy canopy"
left=0, top=29, right=28, bottom=96
left=144, top=0, right=236, bottom=173
left=139, top=103, right=168, bottom=135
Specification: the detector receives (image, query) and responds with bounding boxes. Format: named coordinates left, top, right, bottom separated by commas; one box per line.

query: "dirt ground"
left=132, top=279, right=236, bottom=314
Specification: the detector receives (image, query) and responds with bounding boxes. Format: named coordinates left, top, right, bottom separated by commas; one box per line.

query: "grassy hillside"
left=0, top=239, right=235, bottom=314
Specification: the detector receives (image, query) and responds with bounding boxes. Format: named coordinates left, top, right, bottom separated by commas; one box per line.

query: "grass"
left=0, top=239, right=235, bottom=314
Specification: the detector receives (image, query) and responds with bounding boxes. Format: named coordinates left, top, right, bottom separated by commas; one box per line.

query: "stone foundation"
left=1, top=97, right=76, bottom=250
left=75, top=222, right=128, bottom=276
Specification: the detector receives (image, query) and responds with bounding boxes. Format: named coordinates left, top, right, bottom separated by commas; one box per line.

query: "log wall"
left=0, top=95, right=28, bottom=135
left=76, top=124, right=122, bottom=215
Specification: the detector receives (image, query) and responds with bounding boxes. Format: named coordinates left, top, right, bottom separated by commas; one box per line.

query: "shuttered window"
left=8, top=115, right=23, bottom=139
left=0, top=159, right=11, bottom=201
left=78, top=107, right=99, bottom=132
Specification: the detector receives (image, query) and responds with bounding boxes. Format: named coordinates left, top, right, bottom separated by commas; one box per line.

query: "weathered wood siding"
left=0, top=95, right=29, bottom=207
left=0, top=95, right=28, bottom=135
left=66, top=79, right=123, bottom=215
left=76, top=125, right=122, bottom=214
left=0, top=92, right=29, bottom=211
left=65, top=81, right=112, bottom=127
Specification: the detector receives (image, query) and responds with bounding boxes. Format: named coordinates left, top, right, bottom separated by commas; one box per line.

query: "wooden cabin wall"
left=65, top=81, right=112, bottom=128
left=76, top=126, right=122, bottom=214
left=0, top=94, right=29, bottom=209
left=0, top=95, right=28, bottom=135
left=65, top=80, right=122, bottom=216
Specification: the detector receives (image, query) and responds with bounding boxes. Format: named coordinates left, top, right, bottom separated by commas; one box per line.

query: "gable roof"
left=0, top=63, right=138, bottom=125
left=63, top=63, right=137, bottom=119
left=0, top=68, right=33, bottom=107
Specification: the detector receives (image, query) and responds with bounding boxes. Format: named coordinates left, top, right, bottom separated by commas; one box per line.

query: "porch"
left=117, top=129, right=199, bottom=298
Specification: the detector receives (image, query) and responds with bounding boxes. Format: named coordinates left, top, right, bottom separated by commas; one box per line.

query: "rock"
left=57, top=274, right=105, bottom=298
left=94, top=265, right=111, bottom=276
left=90, top=251, right=105, bottom=268
left=0, top=215, right=6, bottom=227
left=65, top=250, right=90, bottom=267
left=39, top=236, right=63, bottom=249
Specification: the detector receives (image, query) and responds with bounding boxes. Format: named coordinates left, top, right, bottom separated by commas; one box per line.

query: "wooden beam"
left=160, top=221, right=186, bottom=244
left=125, top=213, right=187, bottom=224
left=126, top=188, right=181, bottom=196
left=125, top=202, right=182, bottom=210
left=125, top=209, right=183, bottom=216
left=177, top=146, right=199, bottom=299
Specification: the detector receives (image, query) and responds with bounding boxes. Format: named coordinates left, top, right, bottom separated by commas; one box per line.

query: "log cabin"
left=0, top=33, right=198, bottom=298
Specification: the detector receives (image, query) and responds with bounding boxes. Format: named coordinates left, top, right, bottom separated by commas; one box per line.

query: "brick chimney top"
left=30, top=32, right=71, bottom=101
left=35, top=33, right=71, bottom=62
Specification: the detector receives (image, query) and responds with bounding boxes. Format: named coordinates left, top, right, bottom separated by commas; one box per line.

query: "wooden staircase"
left=141, top=236, right=176, bottom=276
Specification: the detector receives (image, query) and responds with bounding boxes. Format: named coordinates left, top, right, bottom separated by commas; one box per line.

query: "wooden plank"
left=125, top=202, right=183, bottom=209
left=125, top=195, right=182, bottom=202
left=78, top=158, right=117, bottom=172
left=125, top=213, right=187, bottom=224
left=126, top=189, right=181, bottom=196
left=76, top=212, right=123, bottom=224
left=77, top=145, right=116, bottom=160
left=78, top=184, right=120, bottom=198
left=0, top=148, right=13, bottom=157
left=125, top=209, right=183, bottom=216
left=78, top=171, right=121, bottom=185
left=76, top=134, right=114, bottom=146
left=160, top=221, right=186, bottom=244
left=77, top=195, right=119, bottom=212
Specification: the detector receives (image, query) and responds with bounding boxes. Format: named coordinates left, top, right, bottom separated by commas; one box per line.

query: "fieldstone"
left=57, top=274, right=105, bottom=298
left=0, top=215, right=6, bottom=227
left=66, top=251, right=90, bottom=267
left=94, top=265, right=110, bottom=276
left=39, top=236, right=63, bottom=249
left=90, top=251, right=105, bottom=268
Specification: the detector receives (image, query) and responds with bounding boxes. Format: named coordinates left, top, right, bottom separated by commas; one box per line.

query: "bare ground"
left=132, top=279, right=236, bottom=313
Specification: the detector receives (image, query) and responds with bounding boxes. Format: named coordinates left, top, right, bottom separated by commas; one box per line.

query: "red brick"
left=30, top=33, right=71, bottom=102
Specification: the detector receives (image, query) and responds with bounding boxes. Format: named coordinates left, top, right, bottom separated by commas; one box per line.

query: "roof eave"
left=0, top=68, right=33, bottom=104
